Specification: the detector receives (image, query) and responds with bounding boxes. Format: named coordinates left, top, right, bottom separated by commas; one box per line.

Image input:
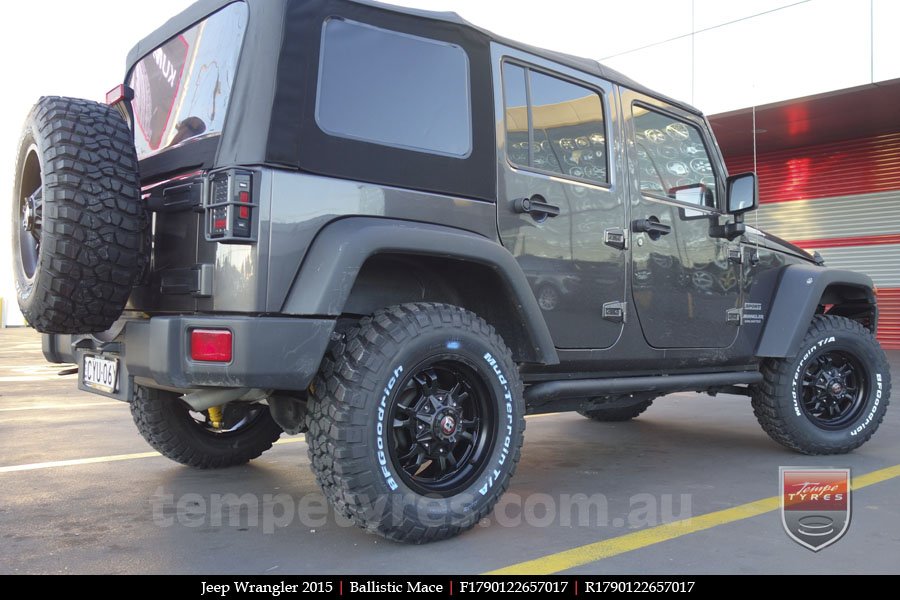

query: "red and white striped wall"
left=726, top=131, right=900, bottom=349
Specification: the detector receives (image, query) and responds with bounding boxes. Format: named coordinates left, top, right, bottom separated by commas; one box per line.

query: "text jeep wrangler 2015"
left=13, top=0, right=890, bottom=543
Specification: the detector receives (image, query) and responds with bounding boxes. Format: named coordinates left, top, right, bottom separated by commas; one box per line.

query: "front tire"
left=752, top=315, right=891, bottom=454
left=130, top=385, right=283, bottom=468
left=307, top=303, right=525, bottom=543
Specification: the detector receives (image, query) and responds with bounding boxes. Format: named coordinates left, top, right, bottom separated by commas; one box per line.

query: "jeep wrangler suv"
left=12, top=0, right=891, bottom=543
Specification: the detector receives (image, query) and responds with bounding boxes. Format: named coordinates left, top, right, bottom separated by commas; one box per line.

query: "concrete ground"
left=1, top=326, right=898, bottom=575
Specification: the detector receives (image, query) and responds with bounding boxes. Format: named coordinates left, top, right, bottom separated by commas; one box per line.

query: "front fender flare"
left=282, top=217, right=559, bottom=365
left=756, top=264, right=876, bottom=358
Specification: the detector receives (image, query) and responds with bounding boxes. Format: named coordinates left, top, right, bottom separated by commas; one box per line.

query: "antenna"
left=752, top=105, right=760, bottom=254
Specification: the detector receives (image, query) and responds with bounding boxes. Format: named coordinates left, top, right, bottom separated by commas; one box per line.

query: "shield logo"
left=780, top=467, right=851, bottom=551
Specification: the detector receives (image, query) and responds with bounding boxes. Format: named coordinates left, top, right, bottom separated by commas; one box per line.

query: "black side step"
left=524, top=371, right=763, bottom=407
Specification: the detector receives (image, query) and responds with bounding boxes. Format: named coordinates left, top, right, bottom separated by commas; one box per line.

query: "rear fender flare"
left=281, top=217, right=559, bottom=365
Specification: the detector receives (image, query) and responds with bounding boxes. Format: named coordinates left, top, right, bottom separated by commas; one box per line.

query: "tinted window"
left=129, top=2, right=248, bottom=159
left=632, top=105, right=717, bottom=207
left=503, top=64, right=608, bottom=185
left=317, top=18, right=472, bottom=157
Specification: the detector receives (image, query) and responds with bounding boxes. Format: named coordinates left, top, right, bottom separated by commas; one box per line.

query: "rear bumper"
left=43, top=316, right=335, bottom=394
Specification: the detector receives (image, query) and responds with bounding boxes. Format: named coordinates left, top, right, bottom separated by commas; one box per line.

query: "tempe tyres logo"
left=780, top=467, right=850, bottom=551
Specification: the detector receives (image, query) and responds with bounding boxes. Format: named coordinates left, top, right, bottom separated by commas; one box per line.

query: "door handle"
left=632, top=217, right=671, bottom=240
left=513, top=195, right=560, bottom=220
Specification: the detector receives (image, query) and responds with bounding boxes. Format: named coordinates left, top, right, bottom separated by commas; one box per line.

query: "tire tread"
left=15, top=96, right=146, bottom=333
left=751, top=315, right=891, bottom=455
left=306, top=302, right=525, bottom=543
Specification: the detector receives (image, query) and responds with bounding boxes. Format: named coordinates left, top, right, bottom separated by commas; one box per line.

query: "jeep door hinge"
left=727, top=247, right=743, bottom=264
left=604, top=228, right=627, bottom=250
left=726, top=308, right=742, bottom=326
left=603, top=301, right=627, bottom=323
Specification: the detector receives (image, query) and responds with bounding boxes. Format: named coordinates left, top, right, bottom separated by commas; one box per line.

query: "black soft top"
left=127, top=0, right=700, bottom=115
left=127, top=0, right=701, bottom=200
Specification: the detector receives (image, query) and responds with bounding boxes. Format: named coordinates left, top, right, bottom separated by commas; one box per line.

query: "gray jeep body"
left=43, top=0, right=878, bottom=413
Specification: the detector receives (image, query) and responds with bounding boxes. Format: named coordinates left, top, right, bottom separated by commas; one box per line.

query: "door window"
left=502, top=63, right=608, bottom=185
left=632, top=105, right=717, bottom=207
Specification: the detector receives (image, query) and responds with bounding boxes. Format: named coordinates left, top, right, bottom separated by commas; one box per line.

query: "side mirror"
left=671, top=182, right=711, bottom=207
left=711, top=173, right=757, bottom=241
left=726, top=172, right=758, bottom=215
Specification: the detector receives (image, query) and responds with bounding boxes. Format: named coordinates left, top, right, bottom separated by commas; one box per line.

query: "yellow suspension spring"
left=207, top=405, right=224, bottom=429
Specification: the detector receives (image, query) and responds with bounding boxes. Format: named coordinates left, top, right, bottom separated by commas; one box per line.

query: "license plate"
left=82, top=355, right=119, bottom=394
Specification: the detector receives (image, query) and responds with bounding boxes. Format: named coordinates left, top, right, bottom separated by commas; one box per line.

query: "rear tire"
left=306, top=303, right=525, bottom=543
left=752, top=315, right=891, bottom=454
left=12, top=96, right=146, bottom=334
left=579, top=398, right=654, bottom=422
left=130, top=385, right=283, bottom=468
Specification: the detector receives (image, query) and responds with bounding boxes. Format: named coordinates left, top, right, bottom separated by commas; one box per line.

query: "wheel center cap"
left=440, top=414, right=457, bottom=436
left=831, top=382, right=844, bottom=395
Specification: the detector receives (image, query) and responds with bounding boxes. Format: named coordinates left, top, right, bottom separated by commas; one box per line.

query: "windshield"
left=128, top=2, right=248, bottom=159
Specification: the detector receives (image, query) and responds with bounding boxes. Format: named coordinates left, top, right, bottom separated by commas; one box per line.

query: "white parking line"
left=0, top=452, right=163, bottom=473
left=0, top=414, right=562, bottom=472
left=0, top=401, right=121, bottom=412
left=0, top=376, right=73, bottom=382
left=0, top=437, right=307, bottom=473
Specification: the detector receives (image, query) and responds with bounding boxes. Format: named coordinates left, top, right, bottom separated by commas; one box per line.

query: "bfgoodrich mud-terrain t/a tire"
left=307, top=303, right=526, bottom=543
left=752, top=315, right=891, bottom=455
left=12, top=96, right=146, bottom=334
left=130, top=386, right=283, bottom=469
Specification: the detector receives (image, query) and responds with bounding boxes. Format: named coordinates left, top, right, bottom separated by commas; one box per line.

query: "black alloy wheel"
left=16, top=148, right=42, bottom=281
left=187, top=403, right=272, bottom=437
left=388, top=361, right=496, bottom=496
left=799, top=350, right=867, bottom=429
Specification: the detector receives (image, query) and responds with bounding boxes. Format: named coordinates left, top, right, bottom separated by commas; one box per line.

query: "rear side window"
left=502, top=62, right=608, bottom=185
left=129, top=2, right=248, bottom=159
left=316, top=18, right=472, bottom=158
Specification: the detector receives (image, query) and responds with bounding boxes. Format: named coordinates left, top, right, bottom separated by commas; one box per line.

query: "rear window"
left=316, top=18, right=472, bottom=158
left=128, top=2, right=248, bottom=159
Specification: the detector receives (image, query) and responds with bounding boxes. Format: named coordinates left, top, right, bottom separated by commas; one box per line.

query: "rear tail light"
left=203, top=169, right=256, bottom=243
left=105, top=84, right=135, bottom=125
left=105, top=84, right=134, bottom=106
left=190, top=329, right=233, bottom=362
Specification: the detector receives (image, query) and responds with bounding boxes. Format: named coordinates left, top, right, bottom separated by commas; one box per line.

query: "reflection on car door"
left=493, top=48, right=628, bottom=350
left=622, top=92, right=742, bottom=349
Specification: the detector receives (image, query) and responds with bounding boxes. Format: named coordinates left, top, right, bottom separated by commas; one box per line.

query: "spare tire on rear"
left=12, top=96, right=147, bottom=334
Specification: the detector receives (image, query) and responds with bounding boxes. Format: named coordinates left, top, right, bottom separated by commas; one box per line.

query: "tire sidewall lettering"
left=851, top=372, right=882, bottom=437
left=376, top=365, right=404, bottom=492
left=791, top=336, right=836, bottom=418
left=480, top=351, right=514, bottom=497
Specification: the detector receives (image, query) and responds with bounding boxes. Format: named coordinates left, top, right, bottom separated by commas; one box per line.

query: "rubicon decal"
left=780, top=467, right=850, bottom=551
